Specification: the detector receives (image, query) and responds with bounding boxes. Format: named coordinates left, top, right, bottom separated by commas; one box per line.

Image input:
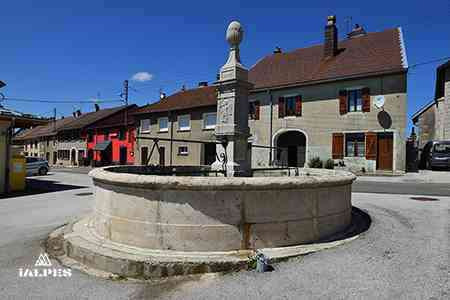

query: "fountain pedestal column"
left=212, top=21, right=253, bottom=177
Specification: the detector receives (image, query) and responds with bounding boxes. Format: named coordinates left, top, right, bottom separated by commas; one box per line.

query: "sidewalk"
left=357, top=170, right=450, bottom=184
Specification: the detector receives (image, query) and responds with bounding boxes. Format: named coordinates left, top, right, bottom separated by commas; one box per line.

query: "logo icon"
left=35, top=253, right=52, bottom=267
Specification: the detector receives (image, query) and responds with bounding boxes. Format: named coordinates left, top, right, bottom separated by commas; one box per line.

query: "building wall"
left=444, top=68, right=450, bottom=139
left=0, top=121, right=10, bottom=194
left=134, top=73, right=407, bottom=172
left=56, top=133, right=86, bottom=166
left=249, top=73, right=407, bottom=172
left=135, top=107, right=216, bottom=166
left=86, top=127, right=135, bottom=164
left=416, top=105, right=436, bottom=149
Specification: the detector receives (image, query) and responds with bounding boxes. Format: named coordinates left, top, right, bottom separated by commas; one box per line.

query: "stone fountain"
left=48, top=21, right=357, bottom=279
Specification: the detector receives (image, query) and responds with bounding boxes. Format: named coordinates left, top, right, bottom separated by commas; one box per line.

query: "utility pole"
left=123, top=80, right=129, bottom=157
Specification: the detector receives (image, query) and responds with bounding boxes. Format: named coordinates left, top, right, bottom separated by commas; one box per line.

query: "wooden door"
left=377, top=133, right=393, bottom=170
left=159, top=147, right=165, bottom=166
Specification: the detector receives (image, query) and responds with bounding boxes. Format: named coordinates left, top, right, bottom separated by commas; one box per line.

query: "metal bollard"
left=255, top=252, right=269, bottom=272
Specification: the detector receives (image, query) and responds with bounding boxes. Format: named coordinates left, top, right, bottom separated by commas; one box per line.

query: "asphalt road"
left=353, top=180, right=450, bottom=196
left=0, top=172, right=448, bottom=299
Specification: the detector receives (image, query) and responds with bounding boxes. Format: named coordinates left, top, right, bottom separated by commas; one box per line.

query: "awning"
left=93, top=141, right=111, bottom=151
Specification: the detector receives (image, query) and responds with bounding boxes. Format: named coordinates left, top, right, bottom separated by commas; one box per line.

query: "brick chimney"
left=324, top=15, right=338, bottom=58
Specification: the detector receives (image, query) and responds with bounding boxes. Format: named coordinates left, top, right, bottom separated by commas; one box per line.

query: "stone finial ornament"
left=226, top=21, right=243, bottom=48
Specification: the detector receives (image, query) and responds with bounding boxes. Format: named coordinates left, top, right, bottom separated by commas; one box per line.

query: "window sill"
left=178, top=128, right=191, bottom=132
left=203, top=127, right=215, bottom=131
left=283, top=116, right=298, bottom=119
left=178, top=153, right=189, bottom=156
left=158, top=130, right=169, bottom=133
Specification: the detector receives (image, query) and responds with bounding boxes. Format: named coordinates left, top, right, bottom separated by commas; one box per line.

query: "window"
left=178, top=146, right=189, bottom=156
left=203, top=113, right=216, bottom=130
left=178, top=115, right=191, bottom=131
left=119, top=128, right=126, bottom=140
left=140, top=119, right=150, bottom=133
left=347, top=89, right=363, bottom=112
left=57, top=150, right=70, bottom=160
left=285, top=96, right=296, bottom=116
left=87, top=131, right=94, bottom=143
left=249, top=101, right=260, bottom=120
left=345, top=133, right=365, bottom=157
left=158, top=117, right=169, bottom=132
left=434, top=143, right=450, bottom=154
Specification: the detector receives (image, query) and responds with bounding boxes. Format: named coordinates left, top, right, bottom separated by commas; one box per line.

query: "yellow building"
left=0, top=101, right=48, bottom=195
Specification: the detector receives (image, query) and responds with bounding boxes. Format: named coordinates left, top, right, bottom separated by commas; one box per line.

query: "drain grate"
left=410, top=196, right=439, bottom=202
left=75, top=192, right=93, bottom=196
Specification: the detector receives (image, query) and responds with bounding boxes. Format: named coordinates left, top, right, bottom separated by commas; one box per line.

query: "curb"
left=47, top=208, right=370, bottom=280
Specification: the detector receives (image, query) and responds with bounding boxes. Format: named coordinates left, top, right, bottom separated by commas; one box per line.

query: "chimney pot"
left=94, top=103, right=100, bottom=111
left=198, top=81, right=208, bottom=87
left=273, top=46, right=282, bottom=54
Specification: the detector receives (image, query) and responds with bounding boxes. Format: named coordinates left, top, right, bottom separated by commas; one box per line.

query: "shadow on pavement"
left=312, top=207, right=372, bottom=244
left=0, top=177, right=87, bottom=199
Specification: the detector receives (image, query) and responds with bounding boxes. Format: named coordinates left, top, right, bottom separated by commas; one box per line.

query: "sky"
left=0, top=1, right=449, bottom=131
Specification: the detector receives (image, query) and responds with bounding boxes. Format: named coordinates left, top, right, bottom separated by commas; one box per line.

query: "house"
left=15, top=105, right=134, bottom=167
left=84, top=105, right=138, bottom=166
left=0, top=103, right=48, bottom=194
left=133, top=86, right=217, bottom=166
left=412, top=60, right=450, bottom=149
left=134, top=16, right=408, bottom=173
left=15, top=116, right=76, bottom=164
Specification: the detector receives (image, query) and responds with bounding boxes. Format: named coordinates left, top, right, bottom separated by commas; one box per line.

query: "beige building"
left=133, top=17, right=408, bottom=173
left=412, top=60, right=450, bottom=149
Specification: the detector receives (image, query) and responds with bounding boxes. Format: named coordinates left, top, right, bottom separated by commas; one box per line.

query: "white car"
left=26, top=157, right=50, bottom=176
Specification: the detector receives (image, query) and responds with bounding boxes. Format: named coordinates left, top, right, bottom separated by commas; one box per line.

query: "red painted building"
left=83, top=105, right=138, bottom=166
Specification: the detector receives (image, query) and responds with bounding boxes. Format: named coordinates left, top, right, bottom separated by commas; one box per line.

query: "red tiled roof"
left=14, top=116, right=76, bottom=141
left=249, top=28, right=406, bottom=90
left=133, top=28, right=407, bottom=115
left=133, top=86, right=217, bottom=115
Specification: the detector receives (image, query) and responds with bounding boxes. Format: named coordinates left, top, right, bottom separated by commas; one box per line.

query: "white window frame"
left=140, top=119, right=151, bottom=133
left=158, top=117, right=169, bottom=133
left=178, top=114, right=191, bottom=131
left=203, top=112, right=217, bottom=130
left=178, top=146, right=189, bottom=156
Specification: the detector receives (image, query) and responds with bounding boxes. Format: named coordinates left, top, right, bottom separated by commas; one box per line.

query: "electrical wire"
left=3, top=97, right=124, bottom=104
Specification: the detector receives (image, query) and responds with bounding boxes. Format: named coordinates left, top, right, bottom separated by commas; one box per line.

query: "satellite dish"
left=377, top=111, right=392, bottom=129
left=374, top=95, right=385, bottom=109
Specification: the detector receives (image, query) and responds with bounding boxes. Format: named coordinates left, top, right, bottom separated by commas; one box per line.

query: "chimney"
left=76, top=110, right=82, bottom=117
left=198, top=81, right=208, bottom=87
left=273, top=46, right=282, bottom=54
left=160, top=92, right=166, bottom=100
left=324, top=15, right=338, bottom=58
left=181, top=85, right=186, bottom=92
left=347, top=24, right=366, bottom=38
left=94, top=103, right=100, bottom=111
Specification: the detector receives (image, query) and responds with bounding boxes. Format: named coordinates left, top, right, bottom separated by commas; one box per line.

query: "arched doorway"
left=274, top=130, right=307, bottom=167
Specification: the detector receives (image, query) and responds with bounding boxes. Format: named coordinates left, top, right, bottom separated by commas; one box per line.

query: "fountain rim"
left=89, top=166, right=356, bottom=191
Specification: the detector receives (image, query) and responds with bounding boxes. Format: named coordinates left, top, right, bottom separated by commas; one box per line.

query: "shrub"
left=324, top=159, right=335, bottom=169
left=308, top=156, right=323, bottom=168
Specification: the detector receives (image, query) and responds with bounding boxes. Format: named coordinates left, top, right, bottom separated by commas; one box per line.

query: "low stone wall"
left=89, top=166, right=356, bottom=251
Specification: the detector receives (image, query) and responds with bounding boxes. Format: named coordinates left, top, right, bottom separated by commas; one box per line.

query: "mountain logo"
left=34, top=253, right=52, bottom=267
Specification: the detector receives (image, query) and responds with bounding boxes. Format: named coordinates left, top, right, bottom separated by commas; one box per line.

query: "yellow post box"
left=9, top=154, right=26, bottom=192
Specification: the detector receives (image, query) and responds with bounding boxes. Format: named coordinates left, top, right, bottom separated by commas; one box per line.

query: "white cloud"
left=131, top=72, right=154, bottom=82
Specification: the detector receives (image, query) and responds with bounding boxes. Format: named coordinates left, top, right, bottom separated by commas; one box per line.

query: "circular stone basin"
left=89, top=166, right=356, bottom=252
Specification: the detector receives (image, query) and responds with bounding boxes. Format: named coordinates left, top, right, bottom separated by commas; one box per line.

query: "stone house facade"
left=412, top=60, right=450, bottom=149
left=133, top=86, right=217, bottom=167
left=133, top=17, right=408, bottom=173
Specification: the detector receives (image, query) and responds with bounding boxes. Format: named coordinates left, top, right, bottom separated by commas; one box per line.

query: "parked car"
left=25, top=157, right=50, bottom=176
left=422, top=141, right=450, bottom=170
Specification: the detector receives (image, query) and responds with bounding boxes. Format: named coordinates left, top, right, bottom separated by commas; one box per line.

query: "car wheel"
left=38, top=167, right=48, bottom=176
